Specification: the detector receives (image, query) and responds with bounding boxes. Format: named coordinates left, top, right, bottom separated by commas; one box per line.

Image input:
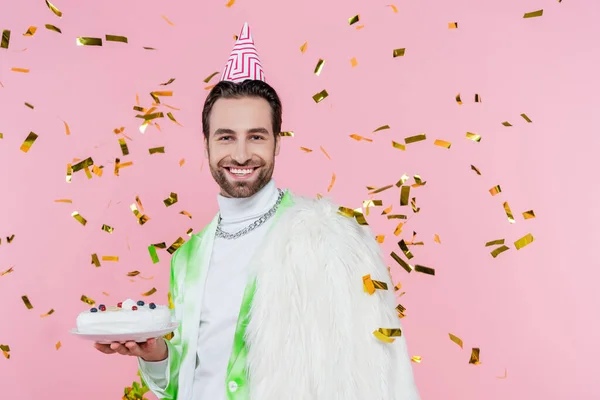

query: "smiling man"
left=94, top=22, right=420, bottom=400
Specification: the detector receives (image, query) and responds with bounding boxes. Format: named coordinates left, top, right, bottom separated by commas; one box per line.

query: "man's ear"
left=274, top=134, right=281, bottom=156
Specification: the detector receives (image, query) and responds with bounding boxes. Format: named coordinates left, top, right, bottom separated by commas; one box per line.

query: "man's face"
left=205, top=96, right=280, bottom=198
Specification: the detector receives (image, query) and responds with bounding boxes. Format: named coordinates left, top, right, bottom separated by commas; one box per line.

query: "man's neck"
left=217, top=180, right=279, bottom=224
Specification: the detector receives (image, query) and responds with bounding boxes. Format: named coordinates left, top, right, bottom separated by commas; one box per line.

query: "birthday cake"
left=76, top=298, right=172, bottom=334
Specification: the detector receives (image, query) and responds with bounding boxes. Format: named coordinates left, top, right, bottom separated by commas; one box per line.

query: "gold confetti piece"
left=522, top=210, right=535, bottom=219
left=130, top=204, right=150, bottom=225
left=485, top=238, right=505, bottom=247
left=300, top=147, right=313, bottom=153
left=91, top=254, right=101, bottom=267
left=391, top=141, right=406, bottom=151
left=0, top=132, right=3, bottom=138
left=470, top=165, right=482, bottom=175
left=382, top=205, right=393, bottom=215
left=411, top=356, right=422, bottom=363
left=137, top=112, right=164, bottom=121
left=449, top=333, right=463, bottom=348
left=40, top=309, right=55, bottom=318
left=24, top=102, right=34, bottom=109
left=225, top=0, right=235, bottom=6
left=1, top=344, right=10, bottom=359
left=373, top=328, right=402, bottom=343
left=22, top=295, right=33, bottom=309
left=376, top=235, right=385, bottom=243
left=469, top=348, right=481, bottom=365
left=20, top=131, right=38, bottom=153
left=71, top=211, right=87, bottom=226
left=160, top=78, right=176, bottom=86
left=387, top=4, right=398, bottom=13
left=369, top=185, right=394, bottom=196
left=105, top=35, right=128, bottom=43
left=186, top=228, right=194, bottom=236
left=393, top=48, right=406, bottom=57
left=118, top=138, right=129, bottom=156
left=167, top=237, right=185, bottom=254
left=455, top=93, right=463, bottom=104
left=312, top=90, right=329, bottom=103
left=101, top=224, right=114, bottom=234
left=71, top=157, right=93, bottom=173
left=327, top=173, right=336, bottom=192
left=314, top=59, right=325, bottom=76
left=363, top=200, right=383, bottom=208
left=149, top=146, right=165, bottom=154
left=475, top=94, right=482, bottom=102
left=81, top=295, right=95, bottom=305
left=434, top=234, right=441, bottom=243
left=163, top=192, right=178, bottom=207
left=101, top=256, right=118, bottom=262
left=299, top=41, right=308, bottom=53
left=491, top=245, right=510, bottom=258
left=400, top=186, right=410, bottom=206
left=396, top=303, right=406, bottom=318
left=179, top=158, right=185, bottom=166
left=23, top=26, right=37, bottom=36
left=433, top=139, right=451, bottom=149
left=148, top=245, right=160, bottom=264
left=127, top=271, right=140, bottom=277
left=162, top=15, right=175, bottom=26
left=497, top=368, right=508, bottom=379
left=362, top=274, right=388, bottom=295
left=521, top=113, right=532, bottom=123
left=6, top=234, right=15, bottom=244
left=45, top=24, right=62, bottom=33
left=142, top=287, right=157, bottom=297
left=466, top=132, right=481, bottom=142
left=523, top=9, right=543, bottom=18
left=11, top=67, right=29, bottom=74
left=391, top=251, right=413, bottom=273
left=405, top=134, right=426, bottom=144
left=387, top=214, right=407, bottom=220
left=514, top=233, right=534, bottom=250
left=66, top=163, right=73, bottom=183
left=350, top=57, right=358, bottom=67
left=1, top=30, right=9, bottom=49
left=503, top=201, right=515, bottom=224
left=349, top=15, right=360, bottom=25
left=55, top=341, right=61, bottom=350
left=102, top=291, right=110, bottom=296
left=502, top=121, right=512, bottom=127
left=350, top=134, right=373, bottom=142
left=448, top=22, right=458, bottom=29
left=143, top=46, right=156, bottom=50
left=167, top=291, right=175, bottom=310
left=91, top=165, right=103, bottom=177
left=320, top=146, right=331, bottom=160
left=279, top=131, right=294, bottom=137
left=373, top=125, right=390, bottom=133
left=1, top=267, right=14, bottom=276
left=414, top=265, right=435, bottom=275
left=398, top=239, right=414, bottom=259
left=45, top=0, right=63, bottom=17
left=167, top=112, right=183, bottom=126
left=489, top=185, right=501, bottom=196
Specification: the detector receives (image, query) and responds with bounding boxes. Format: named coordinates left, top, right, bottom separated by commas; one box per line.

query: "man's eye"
left=219, top=136, right=233, bottom=141
left=251, top=135, right=264, bottom=140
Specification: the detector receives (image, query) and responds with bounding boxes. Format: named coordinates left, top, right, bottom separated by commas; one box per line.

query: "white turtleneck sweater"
left=140, top=179, right=280, bottom=400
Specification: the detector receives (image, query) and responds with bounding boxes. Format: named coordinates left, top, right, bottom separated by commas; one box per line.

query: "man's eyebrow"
left=247, top=127, right=270, bottom=135
left=214, top=128, right=236, bottom=136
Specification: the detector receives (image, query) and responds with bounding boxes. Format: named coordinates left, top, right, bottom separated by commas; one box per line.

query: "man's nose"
left=231, top=140, right=251, bottom=164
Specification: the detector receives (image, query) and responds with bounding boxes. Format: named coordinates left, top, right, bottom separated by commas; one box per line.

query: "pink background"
left=1, top=0, right=599, bottom=398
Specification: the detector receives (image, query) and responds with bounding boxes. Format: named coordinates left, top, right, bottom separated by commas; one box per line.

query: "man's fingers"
left=94, top=343, right=116, bottom=354
left=124, top=341, right=144, bottom=356
left=110, top=342, right=131, bottom=356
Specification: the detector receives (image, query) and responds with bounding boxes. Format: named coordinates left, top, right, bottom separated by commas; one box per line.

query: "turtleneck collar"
left=217, top=179, right=279, bottom=224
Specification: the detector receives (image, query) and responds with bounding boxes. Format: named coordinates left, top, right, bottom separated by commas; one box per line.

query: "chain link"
left=215, top=189, right=284, bottom=240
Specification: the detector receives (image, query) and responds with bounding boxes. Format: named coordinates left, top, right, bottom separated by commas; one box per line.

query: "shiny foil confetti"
left=225, top=0, right=235, bottom=7
left=162, top=15, right=175, bottom=26
left=40, top=309, right=55, bottom=318
left=118, top=138, right=129, bottom=155
left=471, top=165, right=482, bottom=175
left=148, top=245, right=160, bottom=264
left=167, top=112, right=183, bottom=126
left=434, top=234, right=441, bottom=243
left=502, top=121, right=512, bottom=127
left=411, top=356, right=422, bottom=363
left=320, top=146, right=331, bottom=160
left=142, top=288, right=157, bottom=297
left=393, top=48, right=406, bottom=57
left=398, top=239, right=414, bottom=259
left=350, top=57, right=358, bottom=67
left=63, top=121, right=70, bottom=135
left=466, top=132, right=481, bottom=142
left=387, top=214, right=407, bottom=220
left=167, top=237, right=185, bottom=254
left=362, top=274, right=388, bottom=295
left=448, top=22, right=458, bottom=29
left=434, top=139, right=451, bottom=149
left=404, top=134, right=426, bottom=144
left=71, top=211, right=87, bottom=226
left=24, top=102, right=34, bottom=109
left=348, top=15, right=360, bottom=25
left=179, top=158, right=186, bottom=166
left=91, top=254, right=101, bottom=267
left=350, top=134, right=373, bottom=142
left=1, top=267, right=14, bottom=276
left=414, top=265, right=435, bottom=275
left=76, top=37, right=102, bottom=46
left=391, top=251, right=413, bottom=273
left=300, top=147, right=313, bottom=153
left=392, top=141, right=406, bottom=151
left=376, top=235, right=385, bottom=243
left=387, top=4, right=398, bottom=13
left=373, top=328, right=402, bottom=343
left=393, top=222, right=403, bottom=236
left=522, top=210, right=536, bottom=219
left=1, top=344, right=10, bottom=359
left=521, top=113, right=533, bottom=123
left=6, top=234, right=15, bottom=244
left=160, top=78, right=176, bottom=86
left=300, top=42, right=308, bottom=53
left=163, top=192, right=178, bottom=207
left=105, top=35, right=128, bottom=43
left=312, top=90, right=329, bottom=103
left=489, top=185, right=502, bottom=196
left=149, top=146, right=165, bottom=154
left=11, top=67, right=30, bottom=73
left=314, top=59, right=325, bottom=75
left=491, top=245, right=510, bottom=258
left=503, top=202, right=515, bottom=223
left=373, top=125, right=391, bottom=133
left=45, top=24, right=62, bottom=33
left=22, top=295, right=34, bottom=309
left=81, top=295, right=95, bottom=305
left=456, top=94, right=463, bottom=105
left=279, top=131, right=294, bottom=137
left=469, top=348, right=481, bottom=365
left=1, top=30, right=10, bottom=49
left=55, top=342, right=62, bottom=350
left=369, top=185, right=394, bottom=195
left=101, top=256, right=118, bottom=262
left=514, top=233, right=534, bottom=250
left=101, top=224, right=114, bottom=234
left=20, top=131, right=38, bottom=153
left=327, top=173, right=336, bottom=192
left=72, top=157, right=93, bottom=172
left=396, top=303, right=406, bottom=318
left=23, top=26, right=37, bottom=36
left=449, top=333, right=464, bottom=348
left=400, top=186, right=410, bottom=206
left=523, top=9, right=543, bottom=18
left=475, top=94, right=482, bottom=102
left=45, top=0, right=63, bottom=17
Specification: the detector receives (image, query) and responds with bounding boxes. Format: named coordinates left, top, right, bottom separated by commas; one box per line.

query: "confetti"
left=279, top=131, right=294, bottom=137
left=1, top=30, right=9, bottom=49
left=76, top=37, right=102, bottom=46
left=163, top=192, right=178, bottom=207
left=387, top=214, right=407, bottom=220
left=23, top=26, right=37, bottom=36
left=411, top=356, right=422, bottom=363
left=382, top=205, right=392, bottom=215
left=392, top=141, right=406, bottom=151
left=486, top=239, right=505, bottom=247
left=404, top=134, right=426, bottom=144
left=523, top=9, right=543, bottom=18
left=387, top=4, right=398, bottom=13
left=502, top=121, right=512, bottom=127
left=148, top=244, right=160, bottom=264
left=363, top=274, right=388, bottom=295
left=23, top=102, right=34, bottom=110
left=45, top=24, right=62, bottom=33
left=22, top=295, right=33, bottom=309
left=160, top=78, right=176, bottom=86
left=393, top=223, right=404, bottom=236
left=376, top=235, right=385, bottom=243
left=6, top=234, right=15, bottom=244
left=373, top=125, right=390, bottom=133
left=71, top=211, right=87, bottom=226
left=149, top=146, right=165, bottom=154
left=300, top=147, right=313, bottom=153
left=434, top=139, right=451, bottom=149
left=40, top=309, right=55, bottom=318
left=514, top=233, right=534, bottom=250
left=101, top=256, right=118, bottom=262
left=19, top=131, right=38, bottom=153
left=162, top=15, right=175, bottom=26
left=398, top=239, right=414, bottom=259
left=141, top=287, right=157, bottom=297
left=350, top=57, right=358, bottom=67
left=448, top=22, right=458, bottom=29
left=130, top=204, right=150, bottom=225
left=414, top=265, right=435, bottom=275
left=466, top=132, right=481, bottom=142
left=434, top=234, right=441, bottom=243
left=81, top=295, right=95, bottom=305
left=167, top=112, right=183, bottom=126
left=1, top=344, right=10, bottom=359
left=522, top=210, right=535, bottom=219
left=327, top=173, right=336, bottom=192
left=320, top=146, right=331, bottom=160
left=373, top=328, right=402, bottom=343
left=225, top=0, right=235, bottom=7
left=349, top=134, right=373, bottom=142
left=105, top=35, right=128, bottom=43
left=45, top=0, right=63, bottom=17
left=455, top=94, right=463, bottom=105
left=101, top=224, right=114, bottom=234
left=491, top=245, right=510, bottom=258
left=143, top=46, right=157, bottom=51
left=300, top=42, right=308, bottom=53
left=66, top=163, right=73, bottom=183
left=369, top=184, right=394, bottom=195
left=469, top=348, right=481, bottom=365
left=475, top=94, right=482, bottom=102
left=348, top=15, right=360, bottom=25
left=489, top=185, right=502, bottom=196
left=312, top=90, right=329, bottom=103
left=470, top=165, right=482, bottom=175
left=391, top=251, right=413, bottom=273
left=118, top=138, right=129, bottom=156
left=72, top=157, right=93, bottom=172
left=400, top=186, right=410, bottom=206
left=314, top=59, right=325, bottom=76
left=449, top=333, right=463, bottom=348
left=179, top=158, right=186, bottom=166
left=393, top=48, right=406, bottom=57
left=338, top=206, right=368, bottom=226
left=503, top=202, right=515, bottom=224
left=396, top=303, right=406, bottom=318
left=11, top=67, right=29, bottom=73
left=521, top=113, right=533, bottom=123
left=1, top=267, right=14, bottom=276
left=167, top=237, right=185, bottom=254
left=91, top=254, right=101, bottom=267
left=55, top=341, right=62, bottom=350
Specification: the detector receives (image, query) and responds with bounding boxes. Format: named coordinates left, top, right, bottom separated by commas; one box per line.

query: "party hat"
left=220, top=22, right=266, bottom=83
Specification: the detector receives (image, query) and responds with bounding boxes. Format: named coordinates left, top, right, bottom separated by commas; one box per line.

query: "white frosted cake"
left=76, top=298, right=172, bottom=334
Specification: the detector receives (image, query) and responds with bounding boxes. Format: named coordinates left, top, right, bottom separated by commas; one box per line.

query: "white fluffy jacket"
left=245, top=194, right=420, bottom=400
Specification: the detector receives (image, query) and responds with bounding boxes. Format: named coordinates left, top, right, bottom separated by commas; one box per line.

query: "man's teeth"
left=230, top=168, right=254, bottom=175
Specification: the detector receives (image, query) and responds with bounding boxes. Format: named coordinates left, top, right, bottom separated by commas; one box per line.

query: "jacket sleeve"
left=138, top=248, right=184, bottom=399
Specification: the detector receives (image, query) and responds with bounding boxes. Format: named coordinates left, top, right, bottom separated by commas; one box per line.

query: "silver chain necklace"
left=215, top=189, right=285, bottom=240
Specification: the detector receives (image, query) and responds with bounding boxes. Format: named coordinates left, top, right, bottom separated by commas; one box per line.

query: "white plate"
left=70, top=322, right=179, bottom=344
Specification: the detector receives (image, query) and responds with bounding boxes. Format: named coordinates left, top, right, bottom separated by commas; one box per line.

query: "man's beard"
left=209, top=156, right=274, bottom=198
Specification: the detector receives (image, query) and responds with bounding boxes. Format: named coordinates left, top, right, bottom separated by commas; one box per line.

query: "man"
left=95, top=22, right=420, bottom=400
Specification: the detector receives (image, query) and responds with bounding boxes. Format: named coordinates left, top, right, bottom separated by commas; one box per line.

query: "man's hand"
left=94, top=337, right=168, bottom=362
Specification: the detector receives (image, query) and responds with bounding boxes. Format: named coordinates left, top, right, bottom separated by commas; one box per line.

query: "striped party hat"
left=220, top=22, right=266, bottom=83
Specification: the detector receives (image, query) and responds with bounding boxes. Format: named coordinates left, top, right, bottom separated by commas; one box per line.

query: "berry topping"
left=99, top=305, right=106, bottom=311
left=117, top=302, right=122, bottom=308
left=149, top=303, right=156, bottom=309
left=132, top=306, right=138, bottom=311
left=137, top=300, right=145, bottom=306
left=90, top=308, right=98, bottom=313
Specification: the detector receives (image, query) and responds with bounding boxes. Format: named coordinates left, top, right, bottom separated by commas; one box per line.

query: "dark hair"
left=202, top=80, right=283, bottom=140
